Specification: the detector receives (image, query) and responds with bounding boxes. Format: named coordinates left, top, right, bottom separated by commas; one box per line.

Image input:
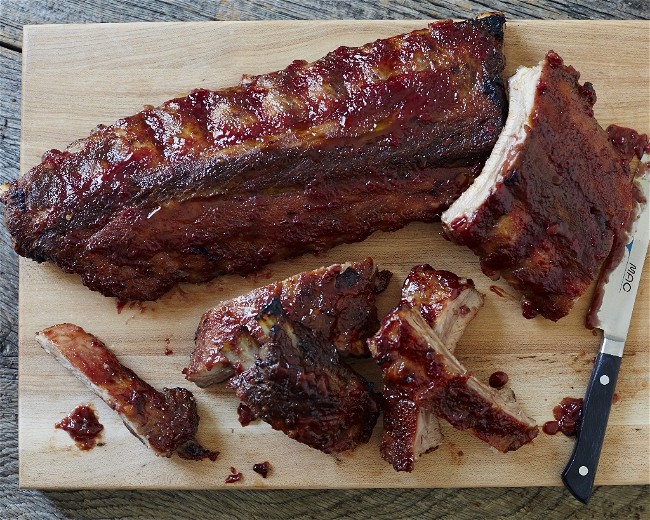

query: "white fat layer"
left=441, top=63, right=543, bottom=226
left=222, top=332, right=260, bottom=373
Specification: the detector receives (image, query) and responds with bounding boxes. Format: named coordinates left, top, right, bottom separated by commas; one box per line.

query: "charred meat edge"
left=226, top=299, right=381, bottom=454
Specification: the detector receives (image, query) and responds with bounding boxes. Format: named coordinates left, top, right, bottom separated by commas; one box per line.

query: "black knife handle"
left=561, top=351, right=622, bottom=504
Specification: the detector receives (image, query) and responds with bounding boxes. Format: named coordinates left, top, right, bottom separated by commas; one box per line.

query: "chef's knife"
left=562, top=154, right=649, bottom=504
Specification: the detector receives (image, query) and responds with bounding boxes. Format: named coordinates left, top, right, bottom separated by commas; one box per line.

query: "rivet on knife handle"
left=561, top=340, right=622, bottom=504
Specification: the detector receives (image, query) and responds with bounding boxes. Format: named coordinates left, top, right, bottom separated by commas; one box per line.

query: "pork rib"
left=36, top=323, right=217, bottom=460
left=441, top=51, right=643, bottom=322
left=228, top=299, right=381, bottom=454
left=369, top=266, right=485, bottom=471
left=369, top=306, right=538, bottom=471
left=1, top=14, right=506, bottom=301
left=186, top=258, right=391, bottom=387
left=397, top=266, right=485, bottom=461
left=400, top=265, right=485, bottom=351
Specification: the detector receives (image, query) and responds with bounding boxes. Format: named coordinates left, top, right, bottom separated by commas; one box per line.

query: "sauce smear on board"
left=55, top=405, right=104, bottom=450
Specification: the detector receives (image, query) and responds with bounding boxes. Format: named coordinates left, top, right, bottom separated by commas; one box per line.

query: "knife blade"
left=562, top=154, right=649, bottom=504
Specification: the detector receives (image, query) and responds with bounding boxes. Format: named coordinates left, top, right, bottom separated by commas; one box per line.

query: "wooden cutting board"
left=18, top=20, right=649, bottom=489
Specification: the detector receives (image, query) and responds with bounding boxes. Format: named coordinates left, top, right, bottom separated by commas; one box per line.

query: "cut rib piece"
left=369, top=307, right=538, bottom=471
left=442, top=51, right=642, bottom=322
left=1, top=14, right=506, bottom=301
left=400, top=265, right=485, bottom=351
left=186, top=258, right=391, bottom=387
left=36, top=323, right=217, bottom=461
left=369, top=266, right=485, bottom=472
left=228, top=299, right=381, bottom=454
left=397, top=266, right=485, bottom=462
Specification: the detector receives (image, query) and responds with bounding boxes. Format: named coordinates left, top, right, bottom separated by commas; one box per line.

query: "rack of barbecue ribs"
left=226, top=299, right=381, bottom=454
left=441, top=51, right=647, bottom=322
left=36, top=324, right=218, bottom=461
left=368, top=267, right=538, bottom=472
left=186, top=258, right=391, bottom=387
left=1, top=14, right=506, bottom=301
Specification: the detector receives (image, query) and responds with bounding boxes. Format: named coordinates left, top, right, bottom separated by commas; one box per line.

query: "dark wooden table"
left=1, top=1, right=648, bottom=518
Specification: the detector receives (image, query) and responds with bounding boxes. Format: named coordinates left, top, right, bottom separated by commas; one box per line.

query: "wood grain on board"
left=18, top=20, right=649, bottom=489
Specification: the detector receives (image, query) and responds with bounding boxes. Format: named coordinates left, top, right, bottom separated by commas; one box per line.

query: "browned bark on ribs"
left=441, top=51, right=645, bottom=322
left=36, top=324, right=217, bottom=461
left=186, top=258, right=391, bottom=387
left=369, top=306, right=538, bottom=471
left=228, top=299, right=381, bottom=454
left=1, top=14, right=506, bottom=301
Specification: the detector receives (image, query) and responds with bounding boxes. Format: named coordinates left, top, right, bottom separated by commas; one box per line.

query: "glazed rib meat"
left=400, top=265, right=485, bottom=351
left=369, top=306, right=538, bottom=471
left=1, top=14, right=506, bottom=301
left=227, top=299, right=381, bottom=454
left=369, top=267, right=488, bottom=471
left=396, top=266, right=485, bottom=460
left=36, top=323, right=217, bottom=461
left=369, top=267, right=538, bottom=471
left=186, top=258, right=391, bottom=387
left=441, top=51, right=643, bottom=322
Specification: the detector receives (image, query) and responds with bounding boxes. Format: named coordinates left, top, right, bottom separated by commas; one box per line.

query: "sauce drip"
left=116, top=299, right=128, bottom=314
left=489, top=285, right=506, bottom=297
left=116, top=300, right=147, bottom=315
left=225, top=467, right=243, bottom=484
left=237, top=403, right=256, bottom=426
left=55, top=405, right=104, bottom=450
left=542, top=397, right=583, bottom=436
left=606, top=125, right=649, bottom=161
left=488, top=371, right=509, bottom=389
left=489, top=285, right=519, bottom=301
left=542, top=421, right=560, bottom=435
left=253, top=461, right=271, bottom=478
left=586, top=158, right=648, bottom=329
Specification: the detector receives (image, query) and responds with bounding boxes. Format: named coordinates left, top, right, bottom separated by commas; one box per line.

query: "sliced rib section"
left=442, top=51, right=642, bottom=321
left=228, top=299, right=381, bottom=454
left=395, top=266, right=485, bottom=462
left=400, top=265, right=485, bottom=351
left=186, top=258, right=391, bottom=387
left=370, top=307, right=538, bottom=471
left=369, top=266, right=536, bottom=472
left=36, top=323, right=217, bottom=461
